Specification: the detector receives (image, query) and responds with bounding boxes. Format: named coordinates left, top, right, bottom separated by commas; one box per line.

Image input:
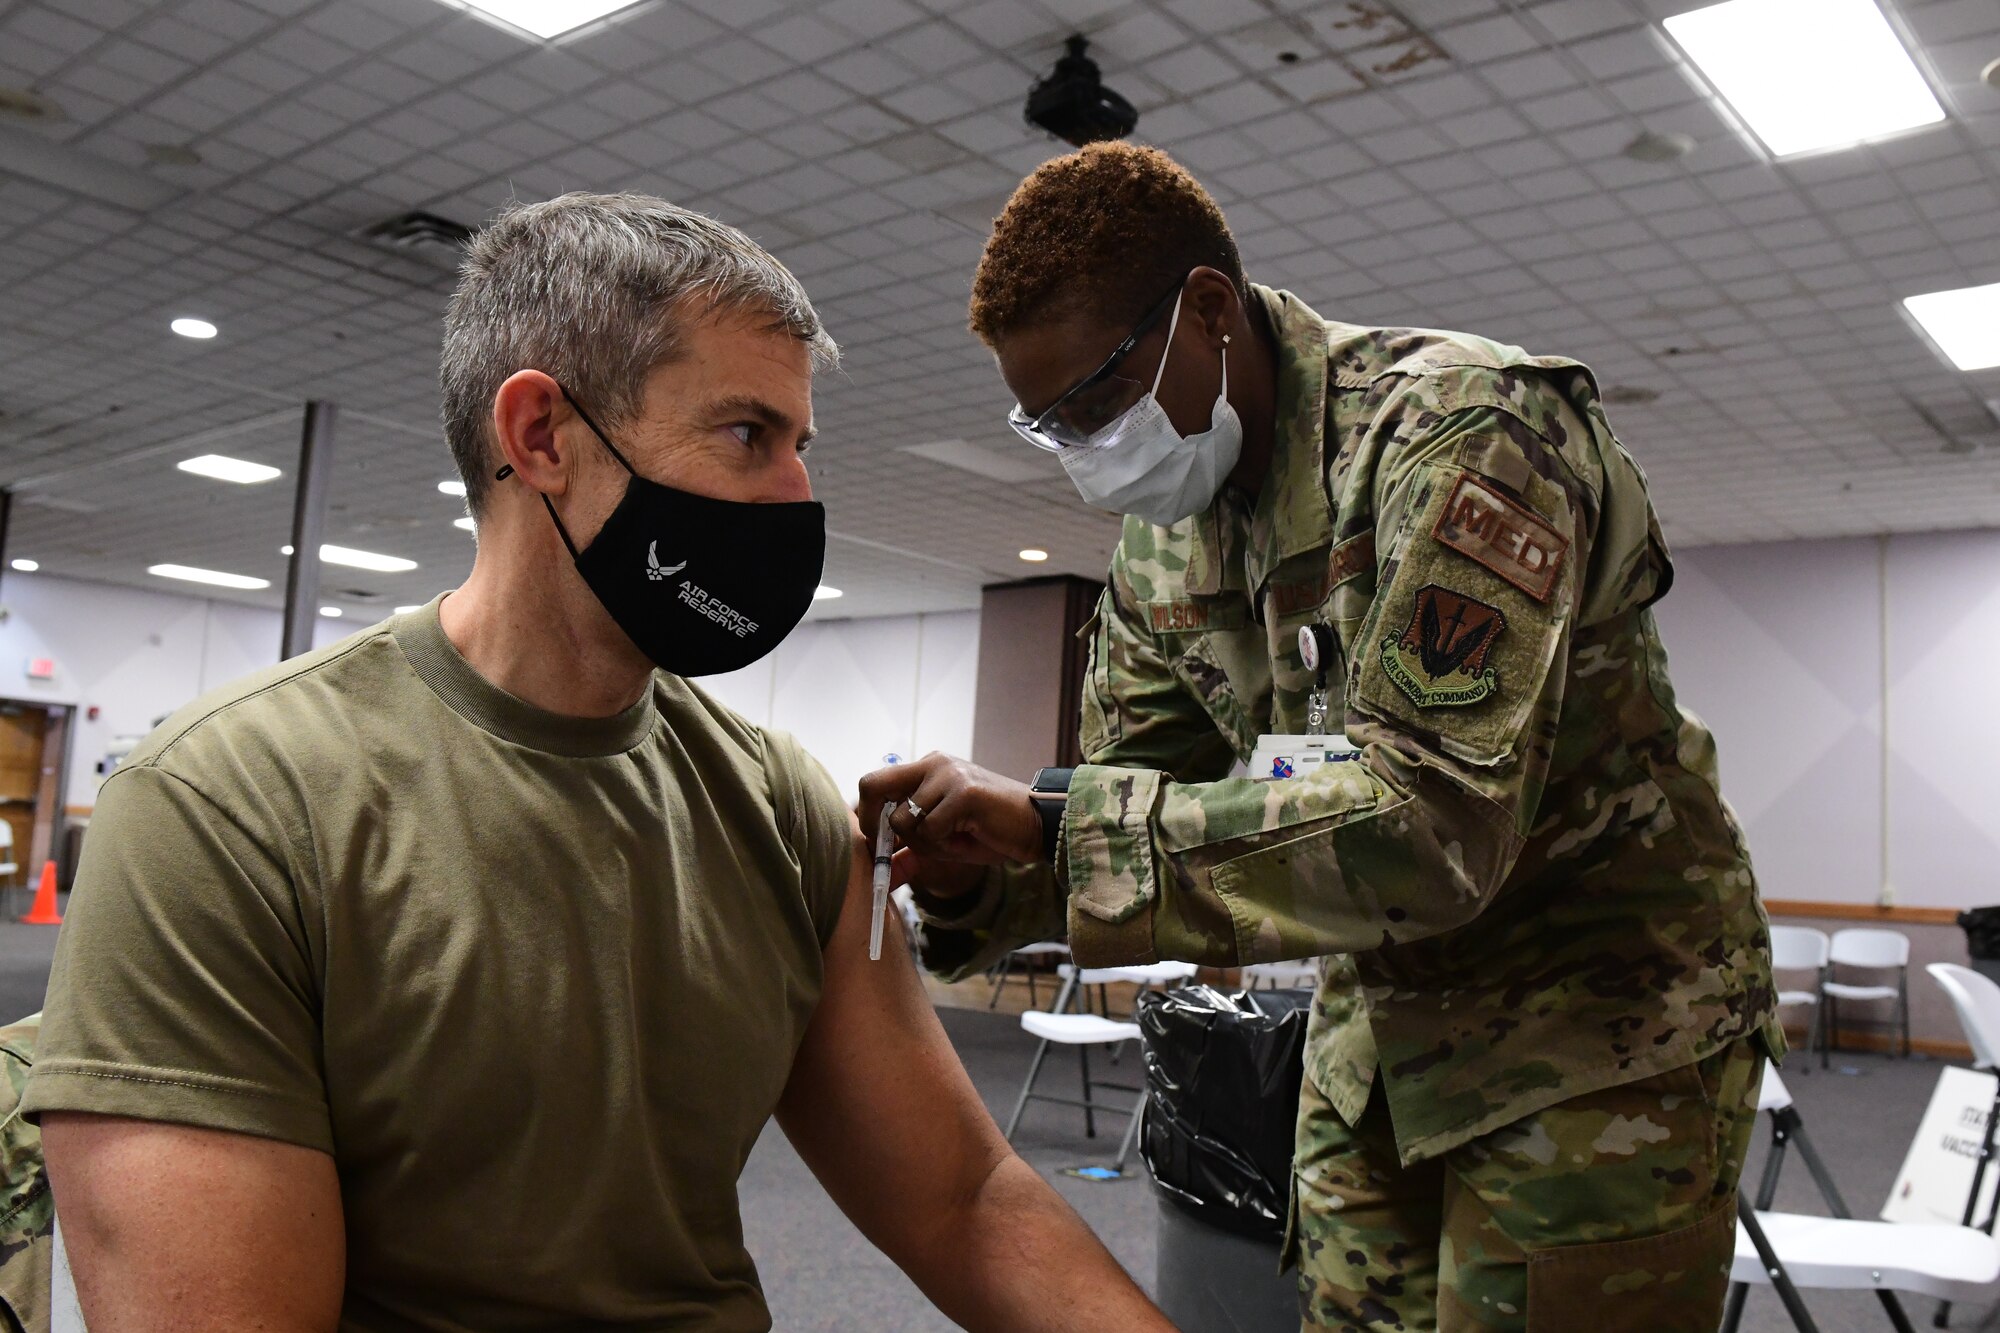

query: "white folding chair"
left=1727, top=1062, right=2000, bottom=1331
left=1822, top=927, right=1911, bottom=1065
left=1924, top=963, right=2000, bottom=1327
left=1240, top=959, right=1318, bottom=990
left=1005, top=963, right=1198, bottom=1170
left=1769, top=926, right=1830, bottom=1064
left=984, top=940, right=1070, bottom=1010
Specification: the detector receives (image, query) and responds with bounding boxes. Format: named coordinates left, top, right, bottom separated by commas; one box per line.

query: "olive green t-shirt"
left=24, top=600, right=852, bottom=1331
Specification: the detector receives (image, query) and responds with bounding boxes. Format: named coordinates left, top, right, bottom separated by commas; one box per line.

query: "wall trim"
left=1783, top=1021, right=1971, bottom=1063
left=1765, top=898, right=1961, bottom=927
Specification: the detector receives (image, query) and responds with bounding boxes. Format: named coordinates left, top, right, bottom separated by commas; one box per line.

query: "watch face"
left=1298, top=624, right=1322, bottom=673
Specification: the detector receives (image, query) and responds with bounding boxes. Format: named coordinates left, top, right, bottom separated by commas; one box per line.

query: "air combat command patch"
left=1380, top=584, right=1505, bottom=708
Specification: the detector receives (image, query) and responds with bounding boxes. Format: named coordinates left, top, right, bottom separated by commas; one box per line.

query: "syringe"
left=869, top=802, right=895, bottom=961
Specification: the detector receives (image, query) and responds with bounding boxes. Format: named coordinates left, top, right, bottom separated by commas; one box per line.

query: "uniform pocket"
left=1523, top=1194, right=1735, bottom=1331
left=1170, top=635, right=1258, bottom=762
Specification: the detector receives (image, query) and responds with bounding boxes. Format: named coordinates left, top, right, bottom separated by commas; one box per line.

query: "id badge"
left=1248, top=732, right=1359, bottom=781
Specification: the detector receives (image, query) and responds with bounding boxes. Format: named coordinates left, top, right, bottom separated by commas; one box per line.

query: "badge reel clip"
left=1249, top=624, right=1358, bottom=781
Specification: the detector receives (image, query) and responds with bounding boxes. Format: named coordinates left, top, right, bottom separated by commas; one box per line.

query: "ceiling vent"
left=355, top=210, right=473, bottom=260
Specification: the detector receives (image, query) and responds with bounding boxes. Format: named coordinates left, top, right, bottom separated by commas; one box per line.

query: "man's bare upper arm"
left=42, top=1112, right=345, bottom=1333
left=776, top=825, right=1011, bottom=1262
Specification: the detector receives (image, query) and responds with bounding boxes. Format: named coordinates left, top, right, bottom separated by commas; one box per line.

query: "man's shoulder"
left=124, top=620, right=410, bottom=781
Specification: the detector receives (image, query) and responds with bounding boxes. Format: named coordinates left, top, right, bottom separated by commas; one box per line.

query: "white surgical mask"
left=1058, top=290, right=1243, bottom=526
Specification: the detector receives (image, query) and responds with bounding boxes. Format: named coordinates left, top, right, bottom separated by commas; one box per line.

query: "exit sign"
left=24, top=658, right=54, bottom=681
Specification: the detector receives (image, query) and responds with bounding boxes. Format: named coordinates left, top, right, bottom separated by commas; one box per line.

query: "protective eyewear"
left=1007, top=278, right=1186, bottom=452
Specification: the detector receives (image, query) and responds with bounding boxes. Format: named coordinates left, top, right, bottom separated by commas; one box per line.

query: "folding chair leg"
left=1026, top=967, right=1038, bottom=1010
left=1900, top=974, right=1911, bottom=1058
left=1112, top=1088, right=1147, bottom=1173
left=1078, top=1046, right=1097, bottom=1139
left=986, top=961, right=1007, bottom=1009
left=1737, top=1196, right=1823, bottom=1333
left=1005, top=1039, right=1051, bottom=1140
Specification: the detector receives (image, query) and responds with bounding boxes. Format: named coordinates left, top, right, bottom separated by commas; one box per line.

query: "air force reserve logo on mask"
left=645, top=541, right=687, bottom=582
left=1380, top=584, right=1504, bottom=708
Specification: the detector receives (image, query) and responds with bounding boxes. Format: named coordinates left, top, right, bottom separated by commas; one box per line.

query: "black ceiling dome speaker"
left=1025, top=35, right=1138, bottom=147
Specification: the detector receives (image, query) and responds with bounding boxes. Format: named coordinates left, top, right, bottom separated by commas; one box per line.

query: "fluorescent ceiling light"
left=1018, top=548, right=1049, bottom=563
left=449, top=0, right=645, bottom=40
left=170, top=317, right=218, bottom=339
left=438, top=479, right=467, bottom=498
left=454, top=516, right=476, bottom=532
left=319, top=606, right=342, bottom=618
left=320, top=544, right=417, bottom=573
left=1903, top=282, right=2000, bottom=372
left=1663, top=0, right=1945, bottom=157
left=9, top=560, right=37, bottom=572
left=149, top=563, right=269, bottom=590
left=813, top=585, right=843, bottom=600
left=180, top=454, right=280, bottom=484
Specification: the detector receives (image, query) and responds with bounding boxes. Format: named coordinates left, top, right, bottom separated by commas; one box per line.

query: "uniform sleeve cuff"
left=1062, top=764, right=1163, bottom=962
left=912, top=868, right=1005, bottom=932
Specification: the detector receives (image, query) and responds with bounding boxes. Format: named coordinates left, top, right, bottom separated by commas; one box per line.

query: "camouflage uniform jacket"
left=921, top=285, right=1780, bottom=1164
left=0, top=1013, right=50, bottom=1333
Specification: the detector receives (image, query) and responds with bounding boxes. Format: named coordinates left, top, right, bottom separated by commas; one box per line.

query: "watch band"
left=1029, top=768, right=1074, bottom=866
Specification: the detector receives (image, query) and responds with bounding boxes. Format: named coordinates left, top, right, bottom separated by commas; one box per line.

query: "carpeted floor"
left=6, top=916, right=1998, bottom=1332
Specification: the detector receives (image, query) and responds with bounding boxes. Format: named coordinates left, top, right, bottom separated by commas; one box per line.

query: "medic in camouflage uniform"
left=860, top=143, right=1780, bottom=1332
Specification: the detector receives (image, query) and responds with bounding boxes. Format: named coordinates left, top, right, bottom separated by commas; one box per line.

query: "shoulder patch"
left=1380, top=585, right=1504, bottom=709
left=1431, top=473, right=1567, bottom=603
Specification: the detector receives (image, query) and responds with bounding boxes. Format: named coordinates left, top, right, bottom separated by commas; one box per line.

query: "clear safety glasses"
left=1006, top=278, right=1185, bottom=452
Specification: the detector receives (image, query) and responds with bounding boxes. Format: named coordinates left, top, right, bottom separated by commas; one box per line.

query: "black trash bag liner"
left=1138, top=983, right=1313, bottom=1241
left=1961, top=908, right=2000, bottom=960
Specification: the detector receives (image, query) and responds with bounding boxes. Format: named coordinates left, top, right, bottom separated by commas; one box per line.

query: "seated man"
left=26, top=193, right=1170, bottom=1332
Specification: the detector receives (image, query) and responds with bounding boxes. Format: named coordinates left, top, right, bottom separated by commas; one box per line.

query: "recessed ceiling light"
left=446, top=0, right=646, bottom=40
left=1663, top=0, right=1945, bottom=157
left=454, top=517, right=476, bottom=532
left=813, top=585, right=843, bottom=600
left=438, top=479, right=468, bottom=497
left=1019, top=548, right=1050, bottom=562
left=395, top=604, right=424, bottom=615
left=148, top=563, right=269, bottom=590
left=1902, top=281, right=2000, bottom=372
left=10, top=560, right=37, bottom=573
left=170, top=316, right=218, bottom=339
left=319, top=544, right=417, bottom=573
left=179, top=453, right=278, bottom=484
left=319, top=606, right=342, bottom=618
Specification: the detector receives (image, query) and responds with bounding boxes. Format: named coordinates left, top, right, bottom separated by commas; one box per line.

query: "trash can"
left=1959, top=908, right=2000, bottom=987
left=1138, top=984, right=1313, bottom=1333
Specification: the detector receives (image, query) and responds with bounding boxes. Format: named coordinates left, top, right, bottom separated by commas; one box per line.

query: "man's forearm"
left=907, top=1152, right=1174, bottom=1332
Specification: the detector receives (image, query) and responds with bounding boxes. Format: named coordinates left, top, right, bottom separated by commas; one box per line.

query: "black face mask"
left=502, top=393, right=826, bottom=678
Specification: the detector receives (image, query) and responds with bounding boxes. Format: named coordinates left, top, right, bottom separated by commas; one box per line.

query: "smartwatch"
left=1029, top=767, right=1074, bottom=864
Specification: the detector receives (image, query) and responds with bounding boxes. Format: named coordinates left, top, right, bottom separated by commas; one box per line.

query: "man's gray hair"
left=440, top=192, right=837, bottom=515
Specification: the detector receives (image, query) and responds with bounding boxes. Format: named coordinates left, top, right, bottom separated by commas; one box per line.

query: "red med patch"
left=1431, top=473, right=1567, bottom=603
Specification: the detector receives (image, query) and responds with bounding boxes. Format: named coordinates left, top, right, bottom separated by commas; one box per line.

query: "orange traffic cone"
left=21, top=861, right=61, bottom=925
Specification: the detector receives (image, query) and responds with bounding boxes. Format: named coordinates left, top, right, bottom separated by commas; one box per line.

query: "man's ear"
left=491, top=370, right=575, bottom=495
left=1184, top=266, right=1239, bottom=349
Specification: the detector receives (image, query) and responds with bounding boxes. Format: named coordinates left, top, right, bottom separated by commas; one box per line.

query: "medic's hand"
left=857, top=753, right=1043, bottom=896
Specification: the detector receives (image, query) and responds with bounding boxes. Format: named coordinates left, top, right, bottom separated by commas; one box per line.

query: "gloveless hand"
left=856, top=753, right=1044, bottom=891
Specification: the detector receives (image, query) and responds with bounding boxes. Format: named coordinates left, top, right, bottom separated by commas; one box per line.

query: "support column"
left=0, top=488, right=13, bottom=598
left=281, top=401, right=337, bottom=660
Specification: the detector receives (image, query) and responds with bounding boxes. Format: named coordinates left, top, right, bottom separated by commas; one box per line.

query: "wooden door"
left=0, top=705, right=41, bottom=887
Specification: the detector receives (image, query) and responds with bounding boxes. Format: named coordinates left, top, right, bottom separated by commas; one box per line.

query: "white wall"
left=1653, top=529, right=2000, bottom=911
left=0, top=573, right=351, bottom=809
left=0, top=570, right=979, bottom=816
left=700, top=610, right=981, bottom=804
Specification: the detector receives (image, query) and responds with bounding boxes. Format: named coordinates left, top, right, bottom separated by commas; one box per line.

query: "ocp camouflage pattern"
left=0, top=1013, right=51, bottom=1333
left=919, top=284, right=1779, bottom=1166
left=1291, top=1034, right=1762, bottom=1329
